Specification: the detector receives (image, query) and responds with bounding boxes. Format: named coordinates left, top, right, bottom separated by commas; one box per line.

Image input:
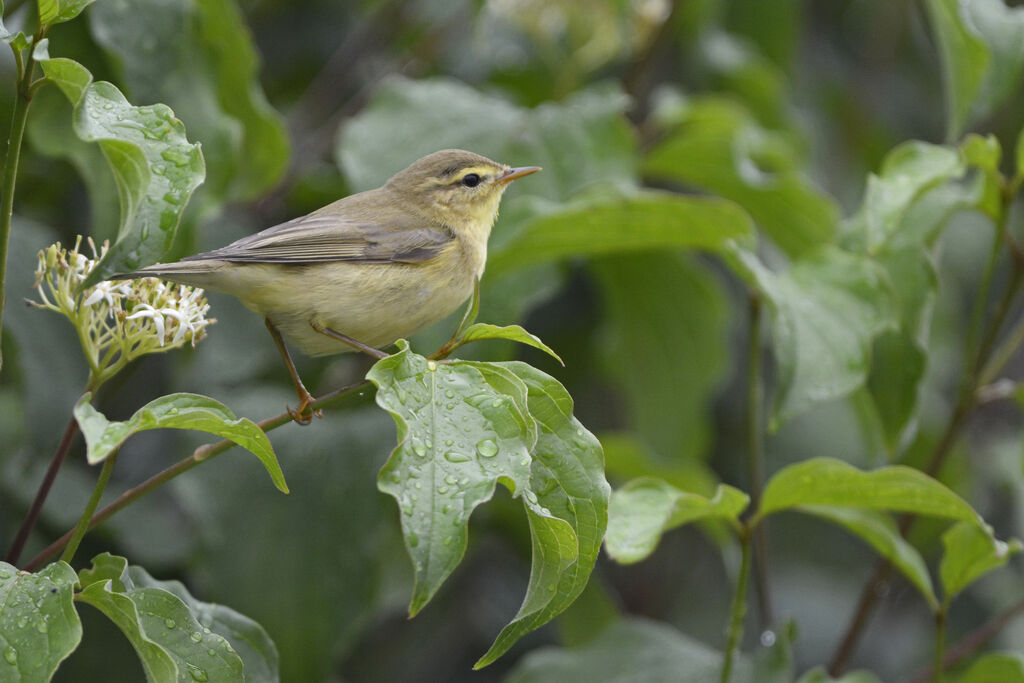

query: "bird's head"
left=385, top=149, right=540, bottom=234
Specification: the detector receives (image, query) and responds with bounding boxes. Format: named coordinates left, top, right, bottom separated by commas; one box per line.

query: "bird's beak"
left=497, top=166, right=541, bottom=184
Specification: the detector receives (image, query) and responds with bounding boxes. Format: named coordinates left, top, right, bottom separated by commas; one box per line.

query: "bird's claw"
left=287, top=394, right=322, bottom=426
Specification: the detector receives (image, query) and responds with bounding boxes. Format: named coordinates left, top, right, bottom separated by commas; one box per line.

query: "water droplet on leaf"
left=475, top=439, right=498, bottom=458
left=444, top=451, right=470, bottom=463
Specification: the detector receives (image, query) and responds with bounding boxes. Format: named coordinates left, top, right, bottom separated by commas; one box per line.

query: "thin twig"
left=5, top=413, right=80, bottom=565
left=23, top=379, right=369, bottom=571
left=746, top=293, right=773, bottom=629
left=59, top=449, right=119, bottom=564
left=906, top=597, right=1024, bottom=683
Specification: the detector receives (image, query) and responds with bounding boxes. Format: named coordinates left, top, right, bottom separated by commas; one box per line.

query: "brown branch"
left=23, top=379, right=369, bottom=571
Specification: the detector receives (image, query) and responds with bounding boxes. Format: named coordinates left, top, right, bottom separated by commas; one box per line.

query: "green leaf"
left=127, top=566, right=279, bottom=683
left=506, top=617, right=740, bottom=683
left=644, top=97, right=838, bottom=257
left=735, top=246, right=893, bottom=426
left=368, top=344, right=609, bottom=665
left=957, top=652, right=1024, bottom=683
left=593, top=253, right=729, bottom=463
left=487, top=192, right=755, bottom=279
left=798, top=506, right=937, bottom=610
left=755, top=457, right=983, bottom=525
left=77, top=554, right=244, bottom=683
left=37, top=0, right=95, bottom=26
left=89, top=0, right=288, bottom=201
left=367, top=342, right=543, bottom=616
left=843, top=141, right=967, bottom=253
left=37, top=57, right=205, bottom=284
left=73, top=392, right=287, bottom=493
left=337, top=77, right=637, bottom=199
left=605, top=479, right=748, bottom=564
left=456, top=323, right=564, bottom=364
left=866, top=331, right=927, bottom=454
left=0, top=561, right=81, bottom=682
left=939, top=522, right=1022, bottom=603
left=1016, top=125, right=1024, bottom=182
left=476, top=361, right=610, bottom=667
left=925, top=0, right=1024, bottom=139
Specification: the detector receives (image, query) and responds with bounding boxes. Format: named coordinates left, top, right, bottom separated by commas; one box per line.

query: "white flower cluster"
left=31, top=237, right=214, bottom=385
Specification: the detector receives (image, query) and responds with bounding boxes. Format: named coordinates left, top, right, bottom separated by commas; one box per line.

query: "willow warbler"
left=115, top=149, right=540, bottom=421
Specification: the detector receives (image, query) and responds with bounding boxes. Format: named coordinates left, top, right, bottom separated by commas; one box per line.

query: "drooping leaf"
left=755, top=457, right=982, bottom=525
left=37, top=0, right=95, bottom=26
left=37, top=57, right=204, bottom=284
left=487, top=192, right=755, bottom=278
left=593, top=253, right=729, bottom=464
left=77, top=553, right=244, bottom=683
left=644, top=97, right=838, bottom=257
left=368, top=342, right=546, bottom=616
left=0, top=561, right=81, bottom=683
left=798, top=506, right=937, bottom=609
left=939, top=522, right=1022, bottom=603
left=957, top=652, right=1024, bottom=683
left=475, top=361, right=609, bottom=667
left=455, top=323, right=564, bottom=364
left=605, top=479, right=748, bottom=564
left=89, top=0, right=288, bottom=202
left=127, top=566, right=279, bottom=683
left=733, top=246, right=893, bottom=427
left=73, top=392, right=287, bottom=493
left=925, top=0, right=1024, bottom=138
left=368, top=343, right=608, bottom=665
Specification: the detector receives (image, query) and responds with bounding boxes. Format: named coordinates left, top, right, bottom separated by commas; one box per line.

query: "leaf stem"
left=933, top=607, right=947, bottom=683
left=906, top=596, right=1024, bottom=683
left=0, top=38, right=38, bottom=371
left=23, top=379, right=369, bottom=571
left=746, top=293, right=773, bottom=629
left=59, top=448, right=118, bottom=565
left=720, top=528, right=752, bottom=683
left=4, top=412, right=80, bottom=565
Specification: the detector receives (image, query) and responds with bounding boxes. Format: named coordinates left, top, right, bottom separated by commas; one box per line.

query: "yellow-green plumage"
left=117, top=149, right=539, bottom=357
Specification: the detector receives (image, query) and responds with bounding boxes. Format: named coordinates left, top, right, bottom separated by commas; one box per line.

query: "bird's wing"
left=184, top=212, right=454, bottom=265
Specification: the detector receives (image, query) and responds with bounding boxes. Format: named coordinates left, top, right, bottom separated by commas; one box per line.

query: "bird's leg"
left=265, top=318, right=322, bottom=425
left=309, top=320, right=389, bottom=360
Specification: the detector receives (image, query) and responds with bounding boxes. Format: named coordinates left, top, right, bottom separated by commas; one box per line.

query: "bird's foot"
left=288, top=391, right=322, bottom=426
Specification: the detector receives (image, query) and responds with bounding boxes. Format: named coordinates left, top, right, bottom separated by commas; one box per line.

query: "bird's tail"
left=109, top=259, right=224, bottom=288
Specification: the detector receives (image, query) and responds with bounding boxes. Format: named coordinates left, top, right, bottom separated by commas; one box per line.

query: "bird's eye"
left=461, top=173, right=481, bottom=188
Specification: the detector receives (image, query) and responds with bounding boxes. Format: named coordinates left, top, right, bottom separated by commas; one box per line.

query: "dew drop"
left=3, top=647, right=15, bottom=665
left=760, top=630, right=776, bottom=647
left=17, top=616, right=28, bottom=629
left=414, top=481, right=422, bottom=489
left=184, top=663, right=209, bottom=682
left=408, top=533, right=420, bottom=548
left=444, top=475, right=458, bottom=485
left=36, top=619, right=48, bottom=634
left=411, top=438, right=427, bottom=457
left=525, top=491, right=538, bottom=504
left=164, top=618, right=176, bottom=629
left=427, top=361, right=437, bottom=371
left=207, top=648, right=216, bottom=657
left=475, top=439, right=498, bottom=458
left=190, top=631, right=203, bottom=643
left=442, top=504, right=450, bottom=514
left=442, top=536, right=452, bottom=546
left=445, top=390, right=455, bottom=398
left=438, top=486, right=449, bottom=494
left=0, top=571, right=9, bottom=580
left=491, top=398, right=503, bottom=407
left=444, top=451, right=471, bottom=463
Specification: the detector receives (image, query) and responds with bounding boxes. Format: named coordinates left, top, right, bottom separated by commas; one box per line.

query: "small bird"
left=115, top=149, right=540, bottom=422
